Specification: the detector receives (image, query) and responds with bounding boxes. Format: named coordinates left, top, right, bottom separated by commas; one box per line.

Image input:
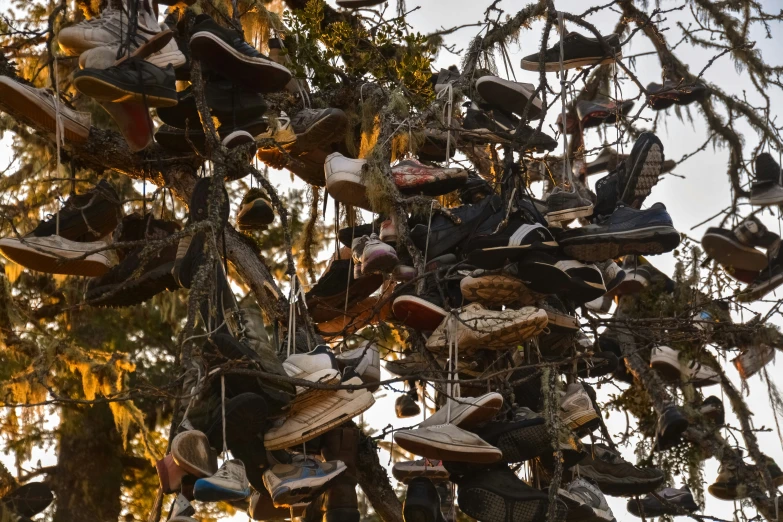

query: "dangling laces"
left=52, top=56, right=63, bottom=236
left=423, top=200, right=435, bottom=265
left=436, top=83, right=454, bottom=165
left=220, top=374, right=229, bottom=459
left=557, top=11, right=573, bottom=192
left=287, top=275, right=298, bottom=358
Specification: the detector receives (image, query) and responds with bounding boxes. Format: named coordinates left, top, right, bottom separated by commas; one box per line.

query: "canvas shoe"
left=475, top=75, right=543, bottom=120
left=700, top=395, right=725, bottom=425
left=647, top=79, right=710, bottom=109
left=350, top=235, right=369, bottom=279
left=289, top=108, right=349, bottom=156
left=560, top=383, right=600, bottom=433
left=559, top=478, right=614, bottom=521
left=740, top=241, right=783, bottom=301
left=471, top=407, right=549, bottom=463
left=283, top=345, right=341, bottom=398
left=157, top=79, right=266, bottom=130
left=73, top=60, right=177, bottom=107
left=58, top=4, right=161, bottom=56
left=420, top=392, right=503, bottom=428
left=403, top=477, right=447, bottom=522
left=751, top=180, right=783, bottom=207
left=650, top=345, right=719, bottom=386
left=733, top=343, right=775, bottom=379
left=654, top=405, right=689, bottom=451
left=393, top=459, right=449, bottom=484
left=361, top=234, right=398, bottom=274
left=576, top=444, right=664, bottom=496
left=461, top=105, right=557, bottom=151
left=1, top=483, right=53, bottom=518
left=545, top=187, right=594, bottom=224
left=194, top=459, right=251, bottom=502
left=264, top=369, right=375, bottom=450
left=170, top=430, right=218, bottom=478
left=0, top=76, right=91, bottom=144
left=465, top=219, right=559, bottom=269
left=702, top=216, right=776, bottom=271
left=256, top=112, right=297, bottom=148
left=521, top=32, right=622, bottom=71
left=0, top=235, right=117, bottom=277
left=576, top=97, right=634, bottom=128
left=335, top=342, right=381, bottom=392
left=385, top=352, right=433, bottom=378
left=76, top=24, right=185, bottom=71
left=324, top=152, right=373, bottom=210
left=189, top=14, right=291, bottom=93
left=426, top=303, right=548, bottom=353
left=392, top=295, right=448, bottom=332
left=236, top=189, right=275, bottom=231
left=263, top=455, right=347, bottom=507
left=392, top=160, right=468, bottom=197
left=379, top=218, right=397, bottom=244
left=225, top=129, right=262, bottom=162
left=627, top=485, right=699, bottom=517
left=394, top=423, right=502, bottom=464
left=305, top=257, right=383, bottom=323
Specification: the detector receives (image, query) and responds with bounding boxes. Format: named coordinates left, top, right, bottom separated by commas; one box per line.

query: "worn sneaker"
left=393, top=295, right=448, bottom=332
left=751, top=153, right=783, bottom=205
left=618, top=132, right=665, bottom=207
left=475, top=75, right=543, bottom=120
left=576, top=97, right=634, bottom=128
left=324, top=152, right=373, bottom=210
left=654, top=405, right=689, bottom=451
left=394, top=423, right=502, bottom=464
left=305, top=257, right=383, bottom=323
left=462, top=105, right=557, bottom=151
left=708, top=454, right=746, bottom=500
left=740, top=241, right=783, bottom=301
left=73, top=59, right=177, bottom=107
left=650, top=345, right=719, bottom=386
left=58, top=4, right=160, bottom=55
left=76, top=24, right=185, bottom=71
left=465, top=219, right=559, bottom=269
left=385, top=352, right=433, bottom=378
left=29, top=180, right=120, bottom=242
left=521, top=32, right=622, bottom=71
left=701, top=216, right=775, bottom=272
left=263, top=455, right=347, bottom=507
left=0, top=76, right=91, bottom=144
left=335, top=341, right=381, bottom=391
left=289, top=108, right=349, bottom=156
left=560, top=383, right=599, bottom=433
left=283, top=345, right=341, bottom=399
left=403, top=477, right=447, bottom=522
left=393, top=459, right=449, bottom=483
left=733, top=343, right=775, bottom=379
left=472, top=407, right=549, bottom=463
left=170, top=430, right=218, bottom=478
left=545, top=187, right=594, bottom=225
left=699, top=395, right=725, bottom=425
left=627, top=485, right=698, bottom=517
left=0, top=235, right=117, bottom=277
left=393, top=159, right=468, bottom=196
left=189, top=14, right=291, bottom=93
left=420, top=392, right=503, bottom=429
left=237, top=189, right=274, bottom=230
left=156, top=454, right=187, bottom=494
left=194, top=459, right=251, bottom=501
left=586, top=147, right=621, bottom=175
left=559, top=478, right=614, bottom=521
left=361, top=234, right=398, bottom=274
left=647, top=79, right=710, bottom=109
left=167, top=493, right=195, bottom=521
left=576, top=444, right=664, bottom=496
left=157, top=79, right=266, bottom=129
left=460, top=268, right=538, bottom=306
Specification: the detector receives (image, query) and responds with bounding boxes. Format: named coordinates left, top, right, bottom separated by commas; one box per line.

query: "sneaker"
left=520, top=32, right=622, bottom=71
left=472, top=407, right=549, bottom=463
left=264, top=369, right=375, bottom=450
left=750, top=152, right=783, bottom=205
left=465, top=219, right=559, bottom=269
left=708, top=454, right=746, bottom=500
left=237, top=189, right=274, bottom=230
left=733, top=343, right=775, bottom=379
left=0, top=235, right=117, bottom=277
left=256, top=112, right=298, bottom=147
left=555, top=259, right=606, bottom=303
left=385, top=352, right=432, bottom=378
left=702, top=216, right=776, bottom=271
left=393, top=459, right=449, bottom=483
left=94, top=98, right=153, bottom=152
left=324, top=152, right=373, bottom=210
left=599, top=260, right=626, bottom=292
left=396, top=394, right=421, bottom=418
left=73, top=60, right=177, bottom=107
left=457, top=467, right=568, bottom=522
left=76, top=24, right=186, bottom=71
left=305, top=257, right=383, bottom=323
left=626, top=486, right=699, bottom=517
left=618, top=132, right=665, bottom=207
left=647, top=79, right=710, bottom=109
left=560, top=383, right=599, bottom=433
left=650, top=345, right=719, bottom=386
left=559, top=478, right=614, bottom=521
left=420, top=392, right=503, bottom=428
left=559, top=203, right=680, bottom=262
left=351, top=235, right=368, bottom=278
left=193, top=459, right=251, bottom=501
left=167, top=493, right=195, bottom=520
left=282, top=345, right=341, bottom=398
left=755, top=152, right=783, bottom=183
left=289, top=108, right=349, bottom=156
left=58, top=4, right=160, bottom=55
left=425, top=303, right=549, bottom=353
left=654, top=405, right=689, bottom=451
left=248, top=488, right=291, bottom=520
left=361, top=234, right=398, bottom=274
left=403, top=477, right=447, bottom=522
left=157, top=79, right=266, bottom=129
left=475, top=75, right=543, bottom=120
left=394, top=423, right=502, bottom=464
left=462, top=105, right=557, bottom=151
left=392, top=295, right=448, bottom=332
left=263, top=455, right=347, bottom=507
left=700, top=395, right=725, bottom=425
left=545, top=187, right=594, bottom=224
left=189, top=15, right=291, bottom=92
left=740, top=241, right=783, bottom=301
left=460, top=269, right=538, bottom=307
left=576, top=444, right=665, bottom=496
left=0, top=76, right=91, bottom=144
left=379, top=218, right=397, bottom=244
left=170, top=430, right=218, bottom=478
left=1, top=483, right=53, bottom=518
left=335, top=341, right=381, bottom=391
left=393, top=159, right=468, bottom=196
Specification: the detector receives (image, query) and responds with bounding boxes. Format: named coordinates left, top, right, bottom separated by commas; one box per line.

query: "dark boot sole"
left=622, top=138, right=663, bottom=203
left=561, top=226, right=680, bottom=262
left=73, top=75, right=177, bottom=107
left=702, top=232, right=768, bottom=271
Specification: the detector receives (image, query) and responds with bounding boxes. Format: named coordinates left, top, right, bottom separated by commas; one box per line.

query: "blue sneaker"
left=263, top=455, right=347, bottom=506
left=193, top=460, right=251, bottom=502
left=558, top=203, right=680, bottom=261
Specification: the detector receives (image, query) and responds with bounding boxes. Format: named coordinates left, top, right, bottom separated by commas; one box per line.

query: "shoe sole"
left=545, top=309, right=580, bottom=331
left=460, top=275, right=535, bottom=306
left=546, top=204, right=594, bottom=224
left=459, top=487, right=568, bottom=522
left=396, top=173, right=470, bottom=198
left=650, top=351, right=683, bottom=381
left=750, top=194, right=783, bottom=206
left=561, top=225, right=680, bottom=262
left=73, top=74, right=177, bottom=107
left=612, top=273, right=648, bottom=296
left=739, top=271, right=783, bottom=301
left=0, top=78, right=90, bottom=144
left=193, top=481, right=250, bottom=502
left=558, top=489, right=605, bottom=522
left=492, top=421, right=550, bottom=462
left=702, top=232, right=768, bottom=272
left=325, top=171, right=372, bottom=210
left=394, top=433, right=502, bottom=464
left=97, top=100, right=154, bottom=152
left=622, top=139, right=662, bottom=203
left=86, top=261, right=176, bottom=307
left=475, top=78, right=542, bottom=120
left=290, top=109, right=348, bottom=156
left=189, top=32, right=291, bottom=93
left=392, top=466, right=450, bottom=483
left=362, top=251, right=399, bottom=274
left=269, top=464, right=347, bottom=506
left=171, top=430, right=218, bottom=478
left=237, top=200, right=275, bottom=229
left=421, top=394, right=504, bottom=429
left=561, top=410, right=600, bottom=432
left=392, top=295, right=447, bottom=332
left=521, top=55, right=620, bottom=72
left=0, top=239, right=113, bottom=277
left=475, top=310, right=550, bottom=349
left=147, top=49, right=187, bottom=69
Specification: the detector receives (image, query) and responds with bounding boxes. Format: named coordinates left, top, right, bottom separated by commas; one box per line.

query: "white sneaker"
left=283, top=345, right=341, bottom=397
left=0, top=235, right=117, bottom=277
left=394, top=423, right=502, bottom=464
left=78, top=24, right=186, bottom=70
left=420, top=392, right=503, bottom=428
left=560, top=383, right=599, bottom=432
left=324, top=152, right=373, bottom=210
left=335, top=341, right=380, bottom=391
left=264, top=369, right=375, bottom=450
left=650, top=345, right=719, bottom=386
left=733, top=343, right=775, bottom=379
left=263, top=455, right=346, bottom=506
left=193, top=459, right=250, bottom=502
left=58, top=4, right=162, bottom=56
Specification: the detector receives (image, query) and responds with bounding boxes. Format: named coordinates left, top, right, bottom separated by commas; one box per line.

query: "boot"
left=321, top=427, right=361, bottom=522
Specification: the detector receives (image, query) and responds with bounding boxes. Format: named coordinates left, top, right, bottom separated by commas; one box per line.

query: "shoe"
left=465, top=219, right=558, bottom=269
left=420, top=392, right=503, bottom=428
left=654, top=405, right=689, bottom=451
left=559, top=478, right=615, bottom=521
left=520, top=32, right=622, bottom=71
left=167, top=493, right=195, bottom=520
left=1, top=483, right=53, bottom=518
left=335, top=341, right=381, bottom=392
left=755, top=152, right=783, bottom=183
left=392, top=295, right=448, bottom=332
left=379, top=218, right=397, bottom=244
left=750, top=180, right=783, bottom=206
left=472, top=407, right=549, bottom=463
left=393, top=160, right=468, bottom=197
left=394, top=423, right=502, bottom=464
left=264, top=369, right=375, bottom=450
left=576, top=97, right=634, bottom=128
left=237, top=189, right=274, bottom=230
left=618, top=132, right=665, bottom=207
left=647, top=79, right=710, bottom=109
left=73, top=60, right=177, bottom=107
left=350, top=235, right=368, bottom=278
left=600, top=260, right=626, bottom=293
left=708, top=455, right=746, bottom=500
left=393, top=459, right=449, bottom=483
left=193, top=459, right=251, bottom=501
left=58, top=4, right=160, bottom=55
left=361, top=234, right=398, bottom=274
left=256, top=112, right=298, bottom=148
left=0, top=76, right=91, bottom=144
left=189, top=14, right=291, bottom=92
left=576, top=444, right=665, bottom=496
left=462, top=105, right=557, bottom=151
left=248, top=488, right=292, bottom=520
left=459, top=269, right=538, bottom=307
left=559, top=203, right=680, bottom=262
left=586, top=147, right=622, bottom=176
left=457, top=467, right=568, bottom=522
left=627, top=486, right=699, bottom=517
left=76, top=24, right=186, bottom=71
left=324, top=152, right=373, bottom=210
left=282, top=345, right=341, bottom=399
left=425, top=303, right=548, bottom=353
left=157, top=80, right=266, bottom=129
left=305, top=258, right=383, bottom=323
left=0, top=235, right=117, bottom=277
left=171, top=430, right=219, bottom=477
left=560, top=383, right=600, bottom=433
left=475, top=75, right=543, bottom=120
left=263, top=455, right=347, bottom=507
left=29, top=180, right=120, bottom=242
left=385, top=352, right=432, bottom=378
left=403, top=477, right=446, bottom=522
left=701, top=216, right=775, bottom=271
left=154, top=120, right=263, bottom=155
left=700, top=395, right=725, bottom=425
left=740, top=243, right=783, bottom=301
left=650, top=345, right=719, bottom=386
left=733, top=343, right=775, bottom=379
left=545, top=187, right=594, bottom=224
left=555, top=259, right=606, bottom=303
left=156, top=454, right=188, bottom=494
left=289, top=108, right=349, bottom=156
left=396, top=394, right=421, bottom=418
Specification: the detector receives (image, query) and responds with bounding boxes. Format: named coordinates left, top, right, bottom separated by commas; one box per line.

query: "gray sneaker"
left=559, top=478, right=615, bottom=521
left=576, top=444, right=664, bottom=496
left=262, top=455, right=347, bottom=506
left=545, top=187, right=594, bottom=225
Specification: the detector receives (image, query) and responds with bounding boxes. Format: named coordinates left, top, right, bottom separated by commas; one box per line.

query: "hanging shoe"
left=167, top=493, right=195, bottom=521
left=193, top=459, right=251, bottom=502
left=460, top=266, right=539, bottom=307
left=733, top=343, right=775, bottom=379
left=560, top=383, right=600, bottom=433
left=558, top=477, right=615, bottom=521
left=335, top=341, right=381, bottom=391
left=1, top=483, right=53, bottom=518
left=0, top=235, right=117, bottom=277
left=576, top=444, right=664, bottom=496
left=647, top=79, right=710, bottom=110
left=701, top=215, right=776, bottom=272
left=305, top=257, right=383, bottom=323
left=649, top=345, right=719, bottom=386
left=58, top=3, right=162, bottom=56
left=699, top=395, right=725, bottom=425
left=170, top=430, right=219, bottom=478
left=464, top=219, right=558, bottom=269
left=740, top=240, right=783, bottom=300
left=654, top=405, right=689, bottom=451
left=157, top=79, right=266, bottom=130
left=156, top=454, right=188, bottom=494
left=361, top=234, right=398, bottom=274
left=475, top=75, right=543, bottom=120
left=420, top=393, right=503, bottom=429
left=263, top=455, right=347, bottom=507
left=545, top=187, right=595, bottom=225
left=520, top=32, right=622, bottom=71
left=626, top=485, right=699, bottom=517
left=471, top=407, right=549, bottom=463
left=392, top=159, right=468, bottom=197
left=282, top=345, right=341, bottom=402
left=403, top=477, right=447, bottom=522
left=76, top=23, right=186, bottom=71
left=576, top=97, right=634, bottom=128
left=393, top=459, right=449, bottom=483
left=394, top=423, right=502, bottom=464
left=396, top=394, right=422, bottom=418
left=708, top=454, right=747, bottom=500
left=289, top=108, right=349, bottom=156
left=236, top=189, right=275, bottom=231
left=74, top=59, right=177, bottom=107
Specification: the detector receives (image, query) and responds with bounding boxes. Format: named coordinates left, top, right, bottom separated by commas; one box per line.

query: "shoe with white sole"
left=58, top=5, right=162, bottom=56
left=361, top=234, right=398, bottom=274
left=701, top=216, right=775, bottom=272
left=171, top=430, right=218, bottom=478
left=167, top=494, right=195, bottom=520
left=394, top=423, right=502, bottom=464
left=733, top=343, right=775, bottom=380
left=324, top=152, right=373, bottom=210
left=263, top=455, right=346, bottom=507
left=193, top=459, right=251, bottom=502
left=0, top=235, right=117, bottom=277
left=560, top=383, right=599, bottom=433
left=264, top=369, right=375, bottom=450
left=283, top=345, right=341, bottom=399
left=546, top=187, right=594, bottom=225
left=420, top=392, right=503, bottom=428
left=475, top=75, right=543, bottom=120
left=77, top=24, right=186, bottom=70
left=335, top=341, right=381, bottom=392
left=559, top=478, right=615, bottom=522
left=392, top=458, right=449, bottom=483
left=650, top=345, right=719, bottom=386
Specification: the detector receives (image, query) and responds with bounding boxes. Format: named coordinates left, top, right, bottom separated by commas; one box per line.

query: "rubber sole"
left=171, top=430, right=218, bottom=478
left=459, top=487, right=568, bottom=522
left=0, top=239, right=113, bottom=277
left=393, top=464, right=450, bottom=483
left=562, top=410, right=600, bottom=431
left=392, top=296, right=447, bottom=332
left=269, top=464, right=347, bottom=506
left=73, top=74, right=177, bottom=107
left=460, top=275, right=535, bottom=306
left=546, top=204, right=594, bottom=224
left=623, top=140, right=662, bottom=203
left=492, top=422, right=549, bottom=462
left=325, top=171, right=372, bottom=210
left=561, top=226, right=680, bottom=262
left=394, top=433, right=502, bottom=464
left=702, top=232, right=768, bottom=271
left=521, top=55, right=620, bottom=72
left=740, top=271, right=783, bottom=301
left=98, top=100, right=153, bottom=152
left=475, top=78, right=542, bottom=120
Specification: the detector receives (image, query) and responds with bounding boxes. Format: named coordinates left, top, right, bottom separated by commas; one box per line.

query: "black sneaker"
left=626, top=486, right=699, bottom=517
left=740, top=241, right=783, bottom=301
left=576, top=97, right=634, bottom=128
left=647, top=79, right=710, bottom=110
left=699, top=395, right=725, bottom=425
left=474, top=75, right=543, bottom=120
left=396, top=393, right=421, bottom=418
left=701, top=215, right=776, bottom=272
left=237, top=189, right=275, bottom=231
left=289, top=108, right=350, bottom=156
left=73, top=59, right=177, bottom=107
left=157, top=79, right=266, bottom=129
left=471, top=408, right=549, bottom=463
left=462, top=105, right=557, bottom=151
left=189, top=14, right=291, bottom=93
left=654, top=405, right=689, bottom=451
left=558, top=203, right=680, bottom=262
left=750, top=153, right=783, bottom=205
left=576, top=444, right=665, bottom=496
left=30, top=180, right=121, bottom=242
left=305, top=258, right=384, bottom=323
left=2, top=483, right=53, bottom=518
left=404, top=478, right=446, bottom=522
left=521, top=32, right=622, bottom=72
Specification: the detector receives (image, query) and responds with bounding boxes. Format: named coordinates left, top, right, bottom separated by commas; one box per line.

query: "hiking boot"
left=1, top=483, right=53, bottom=518
left=0, top=235, right=117, bottom=277
left=263, top=455, right=347, bottom=506
left=393, top=459, right=449, bottom=483
left=577, top=444, right=664, bottom=496
left=58, top=4, right=161, bottom=55
left=335, top=342, right=381, bottom=391
left=457, top=467, right=568, bottom=522
left=472, top=407, right=549, bottom=463
left=559, top=477, right=614, bottom=521
left=157, top=79, right=266, bottom=129
left=237, top=189, right=274, bottom=230
left=283, top=345, right=341, bottom=400
left=361, top=234, right=398, bottom=274
left=700, top=395, right=725, bottom=425
left=650, top=345, right=719, bottom=386
left=420, top=392, right=504, bottom=428
left=404, top=478, right=447, bottom=522
left=289, top=108, right=349, bottom=156
left=30, top=180, right=120, bottom=242
left=520, top=32, right=622, bottom=71
left=475, top=75, right=543, bottom=120
left=626, top=486, right=698, bottom=517
left=576, top=97, right=634, bottom=128
left=647, top=79, right=710, bottom=109
left=396, top=394, right=421, bottom=418
left=545, top=187, right=594, bottom=225
left=189, top=14, right=291, bottom=92
left=560, top=383, right=599, bottom=433
left=394, top=423, right=502, bottom=464
left=701, top=215, right=776, bottom=271
left=654, top=405, right=689, bottom=451
left=733, top=343, right=775, bottom=379
left=393, top=160, right=468, bottom=197
left=0, top=76, right=91, bottom=145
left=170, top=430, right=218, bottom=478
left=193, top=459, right=251, bottom=501
left=73, top=60, right=177, bottom=107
